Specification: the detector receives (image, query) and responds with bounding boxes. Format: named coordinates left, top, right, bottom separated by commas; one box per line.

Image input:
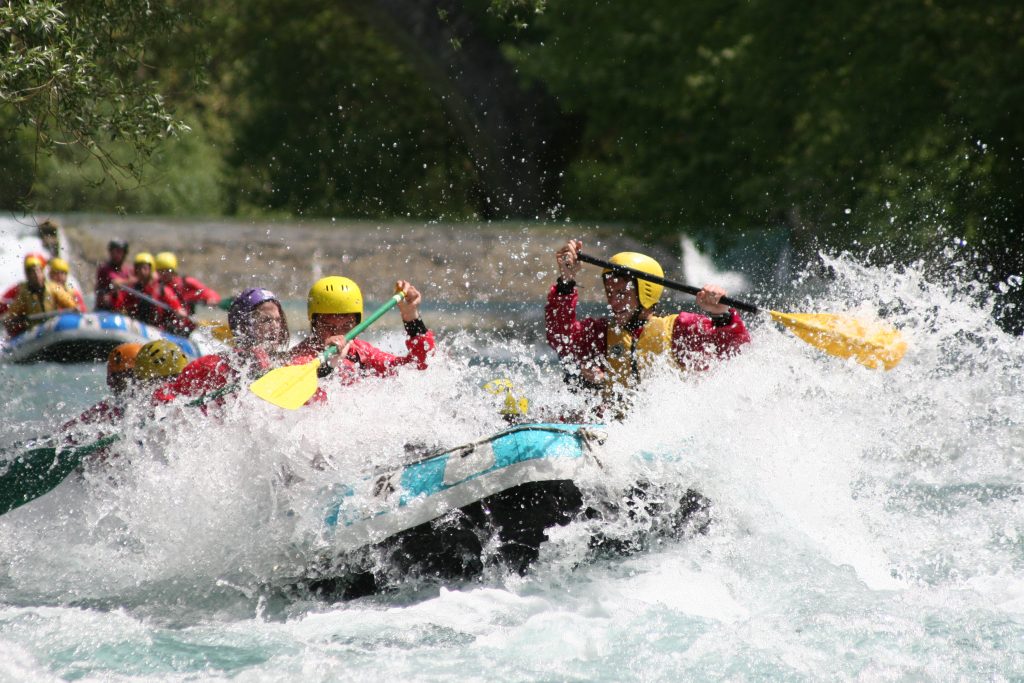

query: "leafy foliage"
left=0, top=0, right=198, bottom=198
left=0, top=1, right=1021, bottom=329
left=514, top=0, right=1023, bottom=261
left=211, top=0, right=479, bottom=219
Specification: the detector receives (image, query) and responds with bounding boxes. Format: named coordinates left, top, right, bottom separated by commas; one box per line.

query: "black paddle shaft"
left=115, top=282, right=193, bottom=321
left=576, top=253, right=760, bottom=314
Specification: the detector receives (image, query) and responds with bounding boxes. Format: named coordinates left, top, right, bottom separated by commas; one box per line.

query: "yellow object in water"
left=482, top=378, right=529, bottom=416
left=195, top=320, right=235, bottom=343
left=768, top=311, right=908, bottom=370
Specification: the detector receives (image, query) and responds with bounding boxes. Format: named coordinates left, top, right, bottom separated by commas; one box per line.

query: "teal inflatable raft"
left=307, top=423, right=710, bottom=599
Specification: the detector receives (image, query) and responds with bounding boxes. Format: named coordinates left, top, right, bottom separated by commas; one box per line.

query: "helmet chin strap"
left=625, top=308, right=645, bottom=334
left=625, top=299, right=654, bottom=334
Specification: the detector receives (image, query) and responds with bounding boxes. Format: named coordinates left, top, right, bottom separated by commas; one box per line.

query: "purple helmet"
left=228, top=287, right=289, bottom=343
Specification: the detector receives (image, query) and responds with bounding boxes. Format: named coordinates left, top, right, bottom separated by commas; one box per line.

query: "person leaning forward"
left=155, top=251, right=222, bottom=316
left=153, top=287, right=290, bottom=405
left=113, top=252, right=192, bottom=334
left=545, top=239, right=751, bottom=399
left=290, top=277, right=435, bottom=388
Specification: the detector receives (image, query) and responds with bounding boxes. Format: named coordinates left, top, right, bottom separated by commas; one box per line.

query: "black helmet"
left=108, top=238, right=129, bottom=252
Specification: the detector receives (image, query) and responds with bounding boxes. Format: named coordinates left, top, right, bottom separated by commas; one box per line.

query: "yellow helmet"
left=134, top=252, right=156, bottom=268
left=133, top=339, right=188, bottom=381
left=604, top=252, right=664, bottom=309
left=307, top=276, right=363, bottom=321
left=24, top=254, right=44, bottom=271
left=154, top=251, right=178, bottom=271
left=49, top=257, right=70, bottom=274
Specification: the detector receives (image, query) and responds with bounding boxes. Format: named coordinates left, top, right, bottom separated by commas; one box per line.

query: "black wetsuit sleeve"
left=404, top=318, right=428, bottom=337
left=555, top=277, right=576, bottom=295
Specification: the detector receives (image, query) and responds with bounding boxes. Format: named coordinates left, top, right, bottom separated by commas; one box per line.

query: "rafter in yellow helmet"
left=155, top=251, right=178, bottom=271
left=307, top=276, right=363, bottom=321
left=133, top=339, right=187, bottom=380
left=604, top=252, right=664, bottom=309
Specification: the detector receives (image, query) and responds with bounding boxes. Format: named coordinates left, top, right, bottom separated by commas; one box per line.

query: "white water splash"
left=0, top=248, right=1022, bottom=679
left=680, top=236, right=749, bottom=295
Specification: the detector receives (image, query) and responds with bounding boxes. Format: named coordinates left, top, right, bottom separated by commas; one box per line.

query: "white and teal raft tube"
left=307, top=423, right=707, bottom=599
left=323, top=423, right=607, bottom=551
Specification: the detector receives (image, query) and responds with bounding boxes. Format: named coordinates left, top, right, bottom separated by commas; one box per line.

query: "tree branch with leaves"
left=0, top=0, right=198, bottom=200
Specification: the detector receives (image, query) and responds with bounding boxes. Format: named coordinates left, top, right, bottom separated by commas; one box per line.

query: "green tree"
left=514, top=0, right=1022, bottom=328
left=210, top=0, right=480, bottom=219
left=0, top=0, right=202, bottom=206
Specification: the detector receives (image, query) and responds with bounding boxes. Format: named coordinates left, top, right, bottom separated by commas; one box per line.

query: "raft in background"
left=306, top=423, right=710, bottom=599
left=0, top=216, right=82, bottom=297
left=1, top=311, right=204, bottom=363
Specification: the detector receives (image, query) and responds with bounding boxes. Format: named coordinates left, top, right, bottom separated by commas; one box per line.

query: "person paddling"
left=155, top=251, right=222, bottom=316
left=2, top=255, right=79, bottom=337
left=289, top=277, right=434, bottom=386
left=153, top=287, right=290, bottom=403
left=95, top=238, right=134, bottom=311
left=68, top=339, right=187, bottom=471
left=546, top=239, right=750, bottom=402
left=48, top=258, right=87, bottom=312
left=113, top=252, right=192, bottom=334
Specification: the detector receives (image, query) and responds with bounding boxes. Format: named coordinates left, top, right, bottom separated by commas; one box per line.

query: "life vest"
left=603, top=313, right=679, bottom=390
left=15, top=282, right=77, bottom=318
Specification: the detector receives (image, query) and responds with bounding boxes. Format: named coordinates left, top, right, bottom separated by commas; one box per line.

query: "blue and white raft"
left=325, top=423, right=606, bottom=548
left=307, top=424, right=710, bottom=599
left=1, top=311, right=204, bottom=364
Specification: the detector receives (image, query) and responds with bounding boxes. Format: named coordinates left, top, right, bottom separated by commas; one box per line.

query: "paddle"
left=26, top=310, right=68, bottom=322
left=0, top=384, right=241, bottom=517
left=115, top=282, right=188, bottom=318
left=115, top=282, right=230, bottom=338
left=249, top=291, right=406, bottom=409
left=0, top=436, right=120, bottom=515
left=577, top=252, right=907, bottom=370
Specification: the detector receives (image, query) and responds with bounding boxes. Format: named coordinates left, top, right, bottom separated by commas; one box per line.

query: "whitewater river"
left=0, top=253, right=1022, bottom=681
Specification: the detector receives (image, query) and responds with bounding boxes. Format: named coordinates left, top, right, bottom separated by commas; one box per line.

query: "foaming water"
left=1, top=253, right=1023, bottom=679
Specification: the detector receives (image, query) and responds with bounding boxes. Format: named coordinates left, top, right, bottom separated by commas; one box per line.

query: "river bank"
left=56, top=215, right=679, bottom=307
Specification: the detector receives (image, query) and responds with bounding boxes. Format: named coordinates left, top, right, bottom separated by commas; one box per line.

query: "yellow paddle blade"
left=210, top=323, right=234, bottom=342
left=768, top=311, right=908, bottom=370
left=249, top=360, right=322, bottom=409
left=195, top=321, right=235, bottom=342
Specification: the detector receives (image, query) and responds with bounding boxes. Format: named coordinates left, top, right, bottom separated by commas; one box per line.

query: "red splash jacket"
left=545, top=283, right=750, bottom=385
left=113, top=280, right=191, bottom=333
left=290, top=322, right=434, bottom=378
left=289, top=319, right=435, bottom=399
left=152, top=348, right=276, bottom=404
left=166, top=275, right=222, bottom=316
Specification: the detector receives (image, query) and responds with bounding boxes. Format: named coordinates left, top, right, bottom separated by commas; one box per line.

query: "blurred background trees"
left=2, top=0, right=1020, bottom=328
